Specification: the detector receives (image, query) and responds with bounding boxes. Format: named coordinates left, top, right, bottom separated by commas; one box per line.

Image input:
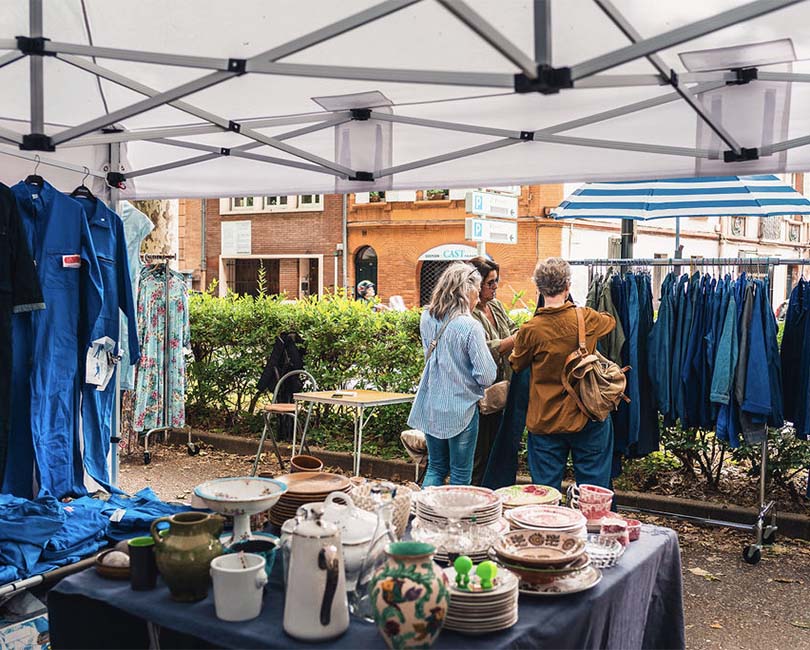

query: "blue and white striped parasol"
left=551, top=175, right=810, bottom=220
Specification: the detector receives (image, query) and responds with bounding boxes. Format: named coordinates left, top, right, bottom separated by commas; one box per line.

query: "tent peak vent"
left=514, top=65, right=572, bottom=94
left=227, top=58, right=247, bottom=75
left=350, top=108, right=372, bottom=121
left=21, top=134, right=54, bottom=152
left=723, top=147, right=759, bottom=163
left=15, top=35, right=53, bottom=56
left=726, top=67, right=759, bottom=85
left=350, top=171, right=374, bottom=182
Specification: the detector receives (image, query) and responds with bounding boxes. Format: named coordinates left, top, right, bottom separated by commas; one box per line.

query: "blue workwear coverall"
left=4, top=180, right=103, bottom=499
left=76, top=196, right=139, bottom=489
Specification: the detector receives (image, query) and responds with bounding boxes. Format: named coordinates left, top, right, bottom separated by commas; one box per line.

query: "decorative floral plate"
left=493, top=530, right=586, bottom=567
left=518, top=565, right=602, bottom=596
left=508, top=505, right=587, bottom=530
left=495, top=484, right=562, bottom=508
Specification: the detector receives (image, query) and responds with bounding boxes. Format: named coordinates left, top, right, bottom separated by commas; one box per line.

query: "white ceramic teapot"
left=321, top=493, right=379, bottom=589
left=283, top=509, right=349, bottom=642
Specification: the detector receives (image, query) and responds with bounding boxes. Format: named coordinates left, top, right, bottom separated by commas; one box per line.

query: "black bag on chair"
left=249, top=333, right=306, bottom=427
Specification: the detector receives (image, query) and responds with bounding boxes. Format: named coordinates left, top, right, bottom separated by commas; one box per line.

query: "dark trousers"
left=481, top=367, right=530, bottom=490
left=471, top=410, right=502, bottom=486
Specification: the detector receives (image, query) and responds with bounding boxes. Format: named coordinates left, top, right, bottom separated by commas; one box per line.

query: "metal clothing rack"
left=139, top=254, right=198, bottom=464
left=570, top=255, right=810, bottom=564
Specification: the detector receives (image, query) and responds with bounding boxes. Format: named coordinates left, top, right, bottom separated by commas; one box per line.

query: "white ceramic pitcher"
left=283, top=509, right=349, bottom=641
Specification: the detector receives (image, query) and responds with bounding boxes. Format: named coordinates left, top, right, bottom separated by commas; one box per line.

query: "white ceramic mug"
left=210, top=553, right=267, bottom=622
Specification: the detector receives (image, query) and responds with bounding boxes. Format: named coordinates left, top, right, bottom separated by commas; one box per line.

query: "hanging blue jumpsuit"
left=4, top=181, right=103, bottom=499
left=75, top=196, right=140, bottom=489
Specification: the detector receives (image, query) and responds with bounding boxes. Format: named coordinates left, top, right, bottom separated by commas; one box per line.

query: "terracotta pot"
left=290, top=454, right=324, bottom=473
left=150, top=512, right=224, bottom=602
left=370, top=542, right=450, bottom=649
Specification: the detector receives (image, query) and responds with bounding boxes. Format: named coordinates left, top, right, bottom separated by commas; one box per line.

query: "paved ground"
left=119, top=445, right=810, bottom=650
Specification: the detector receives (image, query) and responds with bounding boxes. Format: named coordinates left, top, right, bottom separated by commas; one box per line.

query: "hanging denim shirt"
left=669, top=274, right=690, bottom=425
left=782, top=280, right=810, bottom=438
left=648, top=272, right=675, bottom=418
left=4, top=181, right=103, bottom=499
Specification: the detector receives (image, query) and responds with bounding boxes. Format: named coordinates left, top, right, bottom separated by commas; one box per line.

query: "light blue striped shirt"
left=407, top=311, right=497, bottom=439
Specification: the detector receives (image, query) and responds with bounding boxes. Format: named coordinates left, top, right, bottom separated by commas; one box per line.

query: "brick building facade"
left=347, top=186, right=565, bottom=308
left=178, top=194, right=344, bottom=297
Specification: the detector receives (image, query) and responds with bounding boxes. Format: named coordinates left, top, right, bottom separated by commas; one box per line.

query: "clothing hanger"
left=24, top=155, right=44, bottom=188
left=70, top=166, right=95, bottom=200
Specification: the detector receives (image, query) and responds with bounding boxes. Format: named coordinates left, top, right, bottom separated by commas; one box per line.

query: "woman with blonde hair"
left=407, top=262, right=497, bottom=486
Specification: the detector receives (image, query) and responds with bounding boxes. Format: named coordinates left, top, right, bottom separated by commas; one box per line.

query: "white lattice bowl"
left=350, top=482, right=413, bottom=538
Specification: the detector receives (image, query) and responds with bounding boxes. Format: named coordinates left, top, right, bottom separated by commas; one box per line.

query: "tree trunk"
left=132, top=199, right=178, bottom=257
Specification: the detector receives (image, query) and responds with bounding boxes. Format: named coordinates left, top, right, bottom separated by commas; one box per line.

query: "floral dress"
left=133, top=265, right=189, bottom=431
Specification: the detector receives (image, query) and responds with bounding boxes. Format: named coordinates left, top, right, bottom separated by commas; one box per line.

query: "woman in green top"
left=468, top=256, right=518, bottom=486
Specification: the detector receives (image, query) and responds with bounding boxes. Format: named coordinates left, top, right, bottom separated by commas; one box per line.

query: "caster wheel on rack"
left=742, top=544, right=762, bottom=565
left=187, top=442, right=199, bottom=456
left=143, top=451, right=151, bottom=465
left=762, top=526, right=777, bottom=545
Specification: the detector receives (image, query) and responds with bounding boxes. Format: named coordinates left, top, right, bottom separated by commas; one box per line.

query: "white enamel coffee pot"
left=283, top=509, right=349, bottom=642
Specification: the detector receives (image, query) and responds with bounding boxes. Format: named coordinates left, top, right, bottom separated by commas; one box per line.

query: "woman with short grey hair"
left=407, top=262, right=497, bottom=486
left=510, top=257, right=616, bottom=492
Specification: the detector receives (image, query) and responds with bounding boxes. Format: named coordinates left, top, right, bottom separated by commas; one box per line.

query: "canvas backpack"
left=561, top=307, right=630, bottom=422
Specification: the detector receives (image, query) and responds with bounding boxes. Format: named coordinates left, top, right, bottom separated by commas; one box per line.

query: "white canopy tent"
left=1, top=0, right=810, bottom=199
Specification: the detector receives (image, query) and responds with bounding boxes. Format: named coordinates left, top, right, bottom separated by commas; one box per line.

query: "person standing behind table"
left=407, top=263, right=497, bottom=486
left=509, top=258, right=616, bottom=492
left=468, top=256, right=518, bottom=486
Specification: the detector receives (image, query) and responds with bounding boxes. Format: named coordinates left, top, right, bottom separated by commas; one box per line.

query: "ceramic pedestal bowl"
left=194, top=477, right=287, bottom=546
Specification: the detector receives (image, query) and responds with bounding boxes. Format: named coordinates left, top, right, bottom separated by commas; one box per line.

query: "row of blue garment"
left=586, top=271, right=659, bottom=477
left=1, top=178, right=149, bottom=500
left=0, top=487, right=191, bottom=585
left=782, top=278, right=810, bottom=440
left=648, top=271, right=783, bottom=448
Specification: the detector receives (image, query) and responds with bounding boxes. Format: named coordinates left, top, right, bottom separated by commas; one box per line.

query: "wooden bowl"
left=95, top=549, right=130, bottom=580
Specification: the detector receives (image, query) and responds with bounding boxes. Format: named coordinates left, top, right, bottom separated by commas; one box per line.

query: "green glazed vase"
left=150, top=512, right=224, bottom=602
left=369, top=542, right=450, bottom=650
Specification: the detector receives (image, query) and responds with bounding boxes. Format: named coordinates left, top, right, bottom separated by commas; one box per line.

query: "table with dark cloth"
left=49, top=524, right=684, bottom=650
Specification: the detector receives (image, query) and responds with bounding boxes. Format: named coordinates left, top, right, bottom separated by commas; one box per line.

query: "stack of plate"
left=442, top=566, right=519, bottom=634
left=415, top=485, right=502, bottom=526
left=412, top=517, right=510, bottom=564
left=268, top=472, right=351, bottom=527
left=490, top=529, right=601, bottom=596
left=494, top=484, right=562, bottom=510
left=505, top=504, right=587, bottom=537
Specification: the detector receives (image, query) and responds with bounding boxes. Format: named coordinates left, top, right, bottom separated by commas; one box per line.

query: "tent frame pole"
left=437, top=0, right=539, bottom=79
left=594, top=0, right=742, bottom=154
left=533, top=0, right=552, bottom=65
left=569, top=0, right=803, bottom=81
left=377, top=138, right=519, bottom=177
left=29, top=0, right=44, bottom=134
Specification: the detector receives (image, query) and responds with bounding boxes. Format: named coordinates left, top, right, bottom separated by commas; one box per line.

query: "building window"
left=226, top=259, right=280, bottom=296
left=369, top=191, right=386, bottom=203
left=221, top=195, right=324, bottom=214
left=230, top=197, right=255, bottom=211
left=354, top=246, right=378, bottom=295
left=424, top=189, right=450, bottom=201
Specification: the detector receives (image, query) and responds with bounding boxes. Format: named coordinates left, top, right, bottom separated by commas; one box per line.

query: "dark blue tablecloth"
left=49, top=524, right=684, bottom=650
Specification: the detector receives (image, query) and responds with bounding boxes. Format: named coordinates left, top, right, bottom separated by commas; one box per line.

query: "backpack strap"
left=561, top=307, right=591, bottom=417
left=576, top=306, right=587, bottom=354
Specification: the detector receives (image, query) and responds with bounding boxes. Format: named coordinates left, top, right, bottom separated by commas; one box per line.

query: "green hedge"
left=187, top=290, right=423, bottom=458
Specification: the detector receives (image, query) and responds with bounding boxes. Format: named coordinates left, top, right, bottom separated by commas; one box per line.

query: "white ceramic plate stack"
left=442, top=566, right=519, bottom=634
left=415, top=485, right=502, bottom=527
left=505, top=504, right=587, bottom=538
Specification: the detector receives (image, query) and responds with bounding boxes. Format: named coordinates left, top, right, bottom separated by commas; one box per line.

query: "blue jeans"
left=527, top=418, right=614, bottom=493
left=423, top=410, right=479, bottom=487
